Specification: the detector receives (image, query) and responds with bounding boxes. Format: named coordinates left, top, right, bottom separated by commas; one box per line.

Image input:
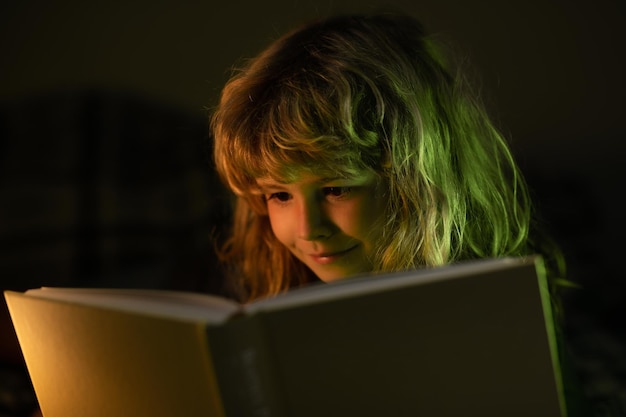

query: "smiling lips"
left=308, top=245, right=358, bottom=264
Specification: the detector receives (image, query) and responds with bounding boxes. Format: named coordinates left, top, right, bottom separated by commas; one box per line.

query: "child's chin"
left=311, top=267, right=367, bottom=283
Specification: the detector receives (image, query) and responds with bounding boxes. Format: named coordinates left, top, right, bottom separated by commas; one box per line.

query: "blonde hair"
left=212, top=13, right=539, bottom=302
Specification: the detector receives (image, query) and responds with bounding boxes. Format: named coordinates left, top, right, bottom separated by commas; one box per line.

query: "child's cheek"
left=267, top=206, right=294, bottom=248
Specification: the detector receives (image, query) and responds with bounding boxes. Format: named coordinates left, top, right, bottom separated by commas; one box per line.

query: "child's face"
left=256, top=169, right=386, bottom=282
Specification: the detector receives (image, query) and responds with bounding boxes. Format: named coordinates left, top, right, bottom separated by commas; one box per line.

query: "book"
left=4, top=256, right=566, bottom=417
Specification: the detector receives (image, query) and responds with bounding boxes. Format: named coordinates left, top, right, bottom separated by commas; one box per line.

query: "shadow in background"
left=0, top=89, right=231, bottom=294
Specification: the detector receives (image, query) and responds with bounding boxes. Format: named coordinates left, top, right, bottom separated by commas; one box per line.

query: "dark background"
left=1, top=0, right=625, bottom=415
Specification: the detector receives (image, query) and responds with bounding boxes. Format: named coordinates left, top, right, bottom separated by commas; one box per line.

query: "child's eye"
left=267, top=192, right=291, bottom=202
left=323, top=187, right=353, bottom=198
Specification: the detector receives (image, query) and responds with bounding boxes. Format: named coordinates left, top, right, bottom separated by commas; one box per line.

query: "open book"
left=5, top=256, right=566, bottom=417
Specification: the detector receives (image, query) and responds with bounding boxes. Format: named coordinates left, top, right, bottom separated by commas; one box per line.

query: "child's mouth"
left=308, top=245, right=357, bottom=265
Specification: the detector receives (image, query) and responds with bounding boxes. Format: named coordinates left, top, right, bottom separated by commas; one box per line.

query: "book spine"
left=207, top=315, right=286, bottom=417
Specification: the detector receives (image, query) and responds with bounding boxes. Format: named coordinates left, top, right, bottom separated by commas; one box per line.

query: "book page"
left=25, top=288, right=241, bottom=324
left=245, top=256, right=532, bottom=314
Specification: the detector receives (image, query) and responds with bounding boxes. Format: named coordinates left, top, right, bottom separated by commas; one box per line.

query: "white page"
left=25, top=287, right=241, bottom=324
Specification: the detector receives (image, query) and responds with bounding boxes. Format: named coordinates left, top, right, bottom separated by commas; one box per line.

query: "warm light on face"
left=257, top=169, right=386, bottom=282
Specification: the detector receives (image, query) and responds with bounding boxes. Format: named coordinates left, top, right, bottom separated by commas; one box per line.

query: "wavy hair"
left=212, top=13, right=550, bottom=302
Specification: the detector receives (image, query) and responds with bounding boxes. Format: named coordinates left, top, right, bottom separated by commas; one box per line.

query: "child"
left=211, top=14, right=591, bottom=414
left=211, top=12, right=562, bottom=303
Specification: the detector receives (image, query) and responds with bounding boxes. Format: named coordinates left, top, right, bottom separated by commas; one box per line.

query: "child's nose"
left=297, top=200, right=331, bottom=240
